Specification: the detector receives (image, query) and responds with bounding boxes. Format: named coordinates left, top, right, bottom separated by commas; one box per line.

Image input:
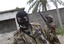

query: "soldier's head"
left=16, top=10, right=29, bottom=29
left=45, top=15, right=53, bottom=23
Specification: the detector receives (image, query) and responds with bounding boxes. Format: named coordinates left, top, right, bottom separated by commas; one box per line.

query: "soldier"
left=44, top=15, right=61, bottom=44
left=13, top=10, right=47, bottom=44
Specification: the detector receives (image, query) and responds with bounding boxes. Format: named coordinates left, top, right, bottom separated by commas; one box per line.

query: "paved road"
left=0, top=31, right=15, bottom=44
left=0, top=31, right=64, bottom=44
left=58, top=35, right=64, bottom=44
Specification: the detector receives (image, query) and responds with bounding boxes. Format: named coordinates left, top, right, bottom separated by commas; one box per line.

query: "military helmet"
left=45, top=15, right=53, bottom=23
left=16, top=10, right=29, bottom=28
left=16, top=10, right=28, bottom=18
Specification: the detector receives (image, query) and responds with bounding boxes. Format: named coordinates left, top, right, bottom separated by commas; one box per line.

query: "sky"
left=0, top=0, right=64, bottom=13
left=0, top=0, right=29, bottom=11
left=47, top=0, right=64, bottom=10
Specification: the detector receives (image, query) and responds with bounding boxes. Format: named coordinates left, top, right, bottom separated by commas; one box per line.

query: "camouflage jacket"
left=44, top=22, right=61, bottom=44
left=13, top=22, right=47, bottom=44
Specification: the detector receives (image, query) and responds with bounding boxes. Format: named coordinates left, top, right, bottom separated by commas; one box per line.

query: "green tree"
left=27, top=0, right=64, bottom=30
left=27, top=0, right=64, bottom=12
left=27, top=0, right=47, bottom=13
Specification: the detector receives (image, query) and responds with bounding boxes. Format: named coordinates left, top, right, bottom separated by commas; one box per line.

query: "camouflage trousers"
left=47, top=33, right=61, bottom=44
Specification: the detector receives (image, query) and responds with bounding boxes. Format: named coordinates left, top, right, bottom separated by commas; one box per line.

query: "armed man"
left=44, top=15, right=61, bottom=44
left=13, top=10, right=47, bottom=44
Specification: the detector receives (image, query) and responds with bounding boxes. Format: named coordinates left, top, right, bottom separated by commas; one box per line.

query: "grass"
left=56, top=26, right=64, bottom=35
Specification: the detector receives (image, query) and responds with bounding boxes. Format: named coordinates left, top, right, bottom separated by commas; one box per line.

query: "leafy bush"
left=56, top=26, right=64, bottom=35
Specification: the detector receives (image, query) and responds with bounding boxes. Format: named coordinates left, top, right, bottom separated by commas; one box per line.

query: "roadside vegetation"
left=56, top=26, right=64, bottom=35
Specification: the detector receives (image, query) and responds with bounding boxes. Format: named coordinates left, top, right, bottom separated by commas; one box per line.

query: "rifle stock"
left=39, top=11, right=51, bottom=29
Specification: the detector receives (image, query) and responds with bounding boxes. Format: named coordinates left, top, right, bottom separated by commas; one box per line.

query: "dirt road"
left=0, top=31, right=64, bottom=44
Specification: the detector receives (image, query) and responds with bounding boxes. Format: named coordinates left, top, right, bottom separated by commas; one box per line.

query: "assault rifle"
left=38, top=11, right=52, bottom=40
left=39, top=11, right=51, bottom=28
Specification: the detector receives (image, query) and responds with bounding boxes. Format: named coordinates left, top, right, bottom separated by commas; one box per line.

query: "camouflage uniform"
left=44, top=18, right=61, bottom=44
left=31, top=22, right=47, bottom=44
left=13, top=30, right=26, bottom=44
left=13, top=22, right=47, bottom=44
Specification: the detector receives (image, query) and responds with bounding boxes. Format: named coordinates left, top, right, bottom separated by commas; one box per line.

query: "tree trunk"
left=55, top=0, right=63, bottom=30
